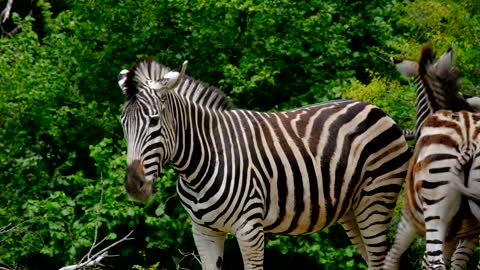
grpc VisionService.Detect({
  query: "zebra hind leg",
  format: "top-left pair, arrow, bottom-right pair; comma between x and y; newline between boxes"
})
383,208 -> 418,270
422,185 -> 462,270
339,211 -> 368,262
235,220 -> 265,270
192,223 -> 227,270
353,193 -> 400,270
450,238 -> 477,270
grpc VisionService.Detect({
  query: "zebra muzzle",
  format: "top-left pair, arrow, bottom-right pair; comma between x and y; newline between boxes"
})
125,160 -> 153,202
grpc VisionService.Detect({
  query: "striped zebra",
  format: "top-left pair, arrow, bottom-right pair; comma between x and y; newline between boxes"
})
384,47 -> 480,270
118,58 -> 410,270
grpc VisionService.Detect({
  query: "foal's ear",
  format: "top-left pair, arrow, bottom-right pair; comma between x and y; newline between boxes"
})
395,59 -> 419,78
435,47 -> 454,77
118,69 -> 130,96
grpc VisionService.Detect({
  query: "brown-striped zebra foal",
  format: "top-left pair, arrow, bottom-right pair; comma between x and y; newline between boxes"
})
384,47 -> 480,270
118,59 -> 411,270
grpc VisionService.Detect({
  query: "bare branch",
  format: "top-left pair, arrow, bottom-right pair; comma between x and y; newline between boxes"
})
59,175 -> 134,270
78,175 -> 104,265
1,9 -> 31,37
0,262 -> 25,270
58,230 -> 134,270
176,249 -> 201,270
370,49 -> 396,65
0,0 -> 13,23
0,223 -> 18,234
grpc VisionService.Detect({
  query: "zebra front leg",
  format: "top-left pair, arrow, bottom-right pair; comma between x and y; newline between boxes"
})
235,221 -> 265,270
192,223 -> 227,270
383,209 -> 418,270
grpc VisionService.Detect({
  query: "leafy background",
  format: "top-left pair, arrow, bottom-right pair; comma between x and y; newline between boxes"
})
0,0 -> 479,269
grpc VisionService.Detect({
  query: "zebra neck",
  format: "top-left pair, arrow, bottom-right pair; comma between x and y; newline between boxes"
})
415,76 -> 436,138
168,95 -> 221,186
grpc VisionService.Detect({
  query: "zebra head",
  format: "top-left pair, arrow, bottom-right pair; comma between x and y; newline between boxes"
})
119,59 -> 188,202
394,46 -> 475,112
394,46 -> 454,80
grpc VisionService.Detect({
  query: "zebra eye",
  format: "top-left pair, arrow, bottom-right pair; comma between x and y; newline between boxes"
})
149,116 -> 159,127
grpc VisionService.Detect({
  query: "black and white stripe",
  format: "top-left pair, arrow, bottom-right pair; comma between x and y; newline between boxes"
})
119,59 -> 410,270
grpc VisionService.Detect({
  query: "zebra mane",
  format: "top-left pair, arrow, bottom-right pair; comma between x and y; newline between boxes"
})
124,58 -> 171,99
418,46 -> 473,112
124,58 -> 233,111
177,75 -> 234,111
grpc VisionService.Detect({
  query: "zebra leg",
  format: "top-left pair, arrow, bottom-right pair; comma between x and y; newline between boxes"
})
192,223 -> 227,270
420,237 -> 458,269
340,211 -> 368,262
383,209 -> 418,270
422,193 -> 462,270
420,240 -> 456,270
354,196 -> 398,269
450,238 -> 477,270
235,221 -> 265,270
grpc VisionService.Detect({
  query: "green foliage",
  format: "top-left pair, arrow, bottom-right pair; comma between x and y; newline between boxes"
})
0,0 -> 479,269
340,71 -> 416,129
266,227 -> 367,270
388,0 -> 480,94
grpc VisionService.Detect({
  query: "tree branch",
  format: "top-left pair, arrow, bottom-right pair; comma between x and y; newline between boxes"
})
59,176 -> 134,270
176,249 -> 201,270
58,230 -> 134,270
78,174 -> 104,265
0,223 -> 18,234
0,0 -> 13,23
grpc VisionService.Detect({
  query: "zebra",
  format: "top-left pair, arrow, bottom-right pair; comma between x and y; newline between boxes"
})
118,58 -> 411,270
384,47 -> 480,270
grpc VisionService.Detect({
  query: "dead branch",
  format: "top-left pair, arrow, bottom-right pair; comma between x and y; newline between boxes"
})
0,0 -> 13,23
0,223 -> 18,234
176,249 -> 201,270
78,174 -> 105,265
0,9 -> 31,37
59,176 -> 134,270
58,230 -> 134,270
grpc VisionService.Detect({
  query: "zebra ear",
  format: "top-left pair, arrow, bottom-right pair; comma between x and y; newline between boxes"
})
162,71 -> 180,89
159,60 -> 188,91
435,47 -> 454,77
466,96 -> 480,112
395,59 -> 418,78
118,69 -> 130,96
